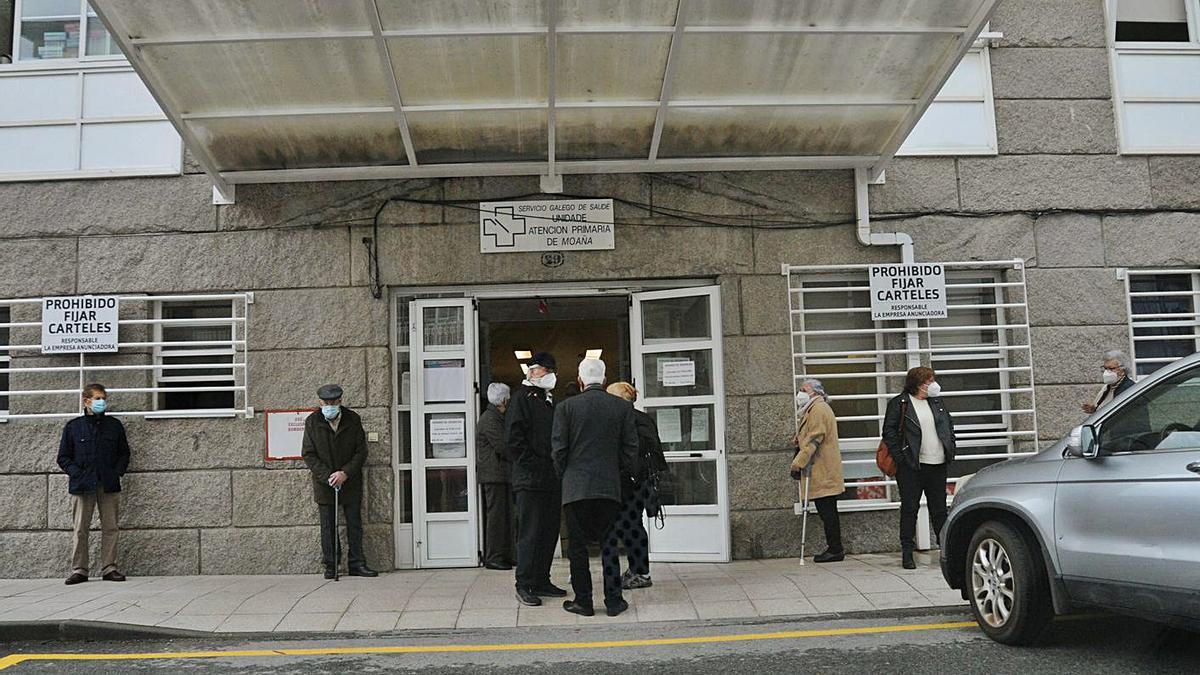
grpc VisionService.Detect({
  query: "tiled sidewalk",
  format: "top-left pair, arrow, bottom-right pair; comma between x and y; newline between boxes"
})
0,553 -> 963,634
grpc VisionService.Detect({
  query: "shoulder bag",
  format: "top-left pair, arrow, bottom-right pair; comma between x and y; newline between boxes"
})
875,397 -> 906,477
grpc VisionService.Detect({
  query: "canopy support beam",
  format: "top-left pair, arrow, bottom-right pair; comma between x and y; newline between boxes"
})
649,0 -> 689,163
366,0 -> 418,167
543,0 -> 561,193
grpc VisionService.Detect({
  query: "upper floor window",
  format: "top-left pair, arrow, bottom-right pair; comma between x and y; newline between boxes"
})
16,0 -> 120,62
1107,0 -> 1200,153
898,42 -> 997,156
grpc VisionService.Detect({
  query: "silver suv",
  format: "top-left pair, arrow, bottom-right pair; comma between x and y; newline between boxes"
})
941,352 -> 1200,645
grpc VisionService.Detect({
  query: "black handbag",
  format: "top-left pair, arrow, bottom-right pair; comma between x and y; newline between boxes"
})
645,468 -> 673,528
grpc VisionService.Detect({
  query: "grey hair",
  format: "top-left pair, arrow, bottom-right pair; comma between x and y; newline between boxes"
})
801,377 -> 829,402
486,382 -> 511,407
578,358 -> 606,386
1102,349 -> 1130,371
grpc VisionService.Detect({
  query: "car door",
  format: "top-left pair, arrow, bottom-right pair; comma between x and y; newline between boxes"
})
1055,363 -> 1200,620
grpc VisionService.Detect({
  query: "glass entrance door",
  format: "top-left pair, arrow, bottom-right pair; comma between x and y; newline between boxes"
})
410,299 -> 479,568
631,286 -> 730,562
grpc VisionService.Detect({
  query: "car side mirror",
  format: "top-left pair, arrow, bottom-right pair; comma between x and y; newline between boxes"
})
1066,424 -> 1100,458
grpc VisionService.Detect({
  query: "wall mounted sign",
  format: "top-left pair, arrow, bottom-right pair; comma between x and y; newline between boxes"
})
868,264 -> 948,320
480,199 -> 615,253
41,295 -> 119,353
265,409 -> 310,460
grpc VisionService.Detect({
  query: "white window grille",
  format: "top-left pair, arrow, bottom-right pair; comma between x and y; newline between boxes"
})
1106,0 -> 1200,153
898,44 -> 998,156
0,304 -> 9,417
1124,269 -> 1200,377
0,293 -> 252,420
784,260 -> 1039,510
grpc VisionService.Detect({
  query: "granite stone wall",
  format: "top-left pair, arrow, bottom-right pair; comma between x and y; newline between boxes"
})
2,1 -> 1199,574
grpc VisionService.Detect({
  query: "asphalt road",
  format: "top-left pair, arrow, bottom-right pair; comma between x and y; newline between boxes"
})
3,609 -> 1197,674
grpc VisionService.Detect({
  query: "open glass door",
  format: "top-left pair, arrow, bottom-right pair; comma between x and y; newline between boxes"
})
631,286 -> 730,562
410,299 -> 479,568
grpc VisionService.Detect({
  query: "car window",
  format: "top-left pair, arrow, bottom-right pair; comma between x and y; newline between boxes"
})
1098,366 -> 1200,454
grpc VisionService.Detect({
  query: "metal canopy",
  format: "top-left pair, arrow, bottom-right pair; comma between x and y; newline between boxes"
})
89,0 -> 999,193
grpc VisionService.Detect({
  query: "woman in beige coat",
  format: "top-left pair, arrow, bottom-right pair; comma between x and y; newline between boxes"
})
788,378 -> 845,563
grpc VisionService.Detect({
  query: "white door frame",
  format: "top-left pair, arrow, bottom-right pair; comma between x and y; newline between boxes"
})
409,298 -> 480,568
631,285 -> 730,563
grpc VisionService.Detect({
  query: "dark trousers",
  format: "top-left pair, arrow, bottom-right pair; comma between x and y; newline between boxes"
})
482,483 -> 515,566
514,488 -> 560,589
564,499 -> 623,608
318,496 -> 365,570
614,481 -> 652,576
813,495 -> 843,553
897,462 -> 949,551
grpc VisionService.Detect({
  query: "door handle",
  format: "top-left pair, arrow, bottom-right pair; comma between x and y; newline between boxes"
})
1187,462 -> 1200,475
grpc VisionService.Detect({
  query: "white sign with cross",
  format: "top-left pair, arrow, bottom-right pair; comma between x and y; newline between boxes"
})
479,199 -> 615,253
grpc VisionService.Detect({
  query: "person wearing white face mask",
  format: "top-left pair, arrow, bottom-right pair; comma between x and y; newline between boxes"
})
882,367 -> 957,569
506,351 -> 567,606
788,378 -> 845,563
1082,349 -> 1136,415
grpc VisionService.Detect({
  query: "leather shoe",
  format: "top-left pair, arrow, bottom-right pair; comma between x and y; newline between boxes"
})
64,572 -> 87,585
324,568 -> 336,580
562,599 -> 594,617
102,570 -> 126,582
348,565 -> 378,577
813,549 -> 845,564
516,586 -> 542,606
484,562 -> 512,571
605,598 -> 629,617
532,583 -> 567,598
902,550 -> 917,570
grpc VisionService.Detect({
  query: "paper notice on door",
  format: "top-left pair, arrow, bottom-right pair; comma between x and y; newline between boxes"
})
690,408 -> 709,444
657,408 -> 683,443
423,359 -> 465,401
661,359 -> 696,387
429,417 -> 466,444
656,357 -> 686,381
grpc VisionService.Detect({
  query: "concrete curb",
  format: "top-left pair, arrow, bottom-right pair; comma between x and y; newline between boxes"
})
0,605 -> 972,644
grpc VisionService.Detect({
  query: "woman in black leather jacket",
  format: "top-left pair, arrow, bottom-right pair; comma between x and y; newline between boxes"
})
882,366 -> 956,569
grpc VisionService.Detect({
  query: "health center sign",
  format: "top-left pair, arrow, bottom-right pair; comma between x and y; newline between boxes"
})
868,264 -> 948,321
42,296 -> 119,353
480,199 -> 615,253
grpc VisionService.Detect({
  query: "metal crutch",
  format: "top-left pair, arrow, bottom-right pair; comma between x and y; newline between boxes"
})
799,470 -> 811,566
333,484 -> 341,582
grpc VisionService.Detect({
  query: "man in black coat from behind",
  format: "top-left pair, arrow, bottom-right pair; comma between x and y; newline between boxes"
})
552,358 -> 639,617
301,384 -> 377,580
506,352 -> 566,606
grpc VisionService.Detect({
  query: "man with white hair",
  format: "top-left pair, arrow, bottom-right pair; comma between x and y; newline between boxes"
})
477,382 -> 515,570
551,359 -> 639,617
1083,349 -> 1137,414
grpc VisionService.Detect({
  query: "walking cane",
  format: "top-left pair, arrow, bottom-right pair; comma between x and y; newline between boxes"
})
333,483 -> 341,582
799,470 -> 811,566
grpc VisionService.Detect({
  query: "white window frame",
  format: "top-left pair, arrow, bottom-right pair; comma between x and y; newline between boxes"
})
896,42 -> 999,157
1105,0 -> 1200,154
151,297 -> 244,418
1123,269 -> 1200,378
11,0 -> 125,64
784,260 -> 1039,512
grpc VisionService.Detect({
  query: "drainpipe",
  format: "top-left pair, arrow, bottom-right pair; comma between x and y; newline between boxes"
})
853,168 -> 932,552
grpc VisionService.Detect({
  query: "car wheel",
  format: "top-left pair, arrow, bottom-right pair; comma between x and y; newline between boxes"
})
965,520 -> 1053,646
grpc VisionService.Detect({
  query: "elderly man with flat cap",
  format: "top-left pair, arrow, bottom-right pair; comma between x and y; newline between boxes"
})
301,384 -> 377,579
506,351 -> 565,606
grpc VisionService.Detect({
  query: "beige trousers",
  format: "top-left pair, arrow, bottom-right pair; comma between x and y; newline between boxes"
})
71,487 -> 120,575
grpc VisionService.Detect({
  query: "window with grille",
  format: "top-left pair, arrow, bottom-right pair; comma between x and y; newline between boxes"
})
0,305 -> 9,416
153,300 -> 237,412
786,261 -> 1038,507
1125,270 -> 1200,378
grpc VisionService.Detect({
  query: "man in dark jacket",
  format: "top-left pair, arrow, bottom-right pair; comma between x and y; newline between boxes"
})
506,351 -> 564,606
477,382 -> 514,570
57,383 -> 130,585
301,384 -> 377,579
552,359 -> 639,617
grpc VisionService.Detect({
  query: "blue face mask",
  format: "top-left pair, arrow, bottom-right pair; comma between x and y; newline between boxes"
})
321,405 -> 340,420
90,399 -> 107,415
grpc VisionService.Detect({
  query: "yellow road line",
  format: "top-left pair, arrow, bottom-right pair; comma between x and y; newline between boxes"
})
0,620 -> 977,670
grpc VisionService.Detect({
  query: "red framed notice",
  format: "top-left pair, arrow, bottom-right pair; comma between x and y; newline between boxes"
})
265,409 -> 313,461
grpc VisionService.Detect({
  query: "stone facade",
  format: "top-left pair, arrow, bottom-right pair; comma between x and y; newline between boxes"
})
2,0 -> 1199,576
